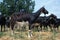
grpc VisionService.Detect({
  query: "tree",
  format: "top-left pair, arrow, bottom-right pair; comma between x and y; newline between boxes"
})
0,0 -> 35,16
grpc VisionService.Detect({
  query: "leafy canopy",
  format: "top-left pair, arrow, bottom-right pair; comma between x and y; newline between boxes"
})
0,0 -> 35,16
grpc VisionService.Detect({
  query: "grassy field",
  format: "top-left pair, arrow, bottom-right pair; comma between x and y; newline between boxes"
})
0,26 -> 60,40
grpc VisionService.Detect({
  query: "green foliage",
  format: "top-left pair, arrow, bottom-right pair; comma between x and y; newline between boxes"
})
0,0 -> 35,16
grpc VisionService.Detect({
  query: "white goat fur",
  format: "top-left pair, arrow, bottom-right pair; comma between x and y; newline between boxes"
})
14,21 -> 29,31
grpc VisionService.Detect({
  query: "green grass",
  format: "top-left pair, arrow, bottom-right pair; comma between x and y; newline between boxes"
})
0,32 -> 6,38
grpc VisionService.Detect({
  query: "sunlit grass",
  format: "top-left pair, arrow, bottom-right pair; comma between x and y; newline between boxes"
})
0,26 -> 60,40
